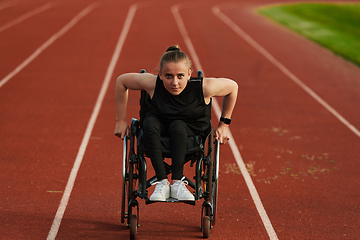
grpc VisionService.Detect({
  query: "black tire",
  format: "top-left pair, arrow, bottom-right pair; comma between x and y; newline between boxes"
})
121,138 -> 129,224
211,178 -> 218,226
204,128 -> 214,202
120,176 -> 127,224
127,121 -> 139,227
127,154 -> 135,226
211,140 -> 220,226
130,214 -> 137,240
202,216 -> 211,238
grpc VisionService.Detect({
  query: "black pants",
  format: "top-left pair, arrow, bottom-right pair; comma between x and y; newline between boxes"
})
143,113 -> 195,181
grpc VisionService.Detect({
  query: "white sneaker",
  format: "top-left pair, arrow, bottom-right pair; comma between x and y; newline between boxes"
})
171,177 -> 195,201
149,179 -> 170,201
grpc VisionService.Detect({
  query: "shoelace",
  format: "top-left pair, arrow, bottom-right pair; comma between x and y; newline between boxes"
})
152,180 -> 168,193
176,180 -> 190,193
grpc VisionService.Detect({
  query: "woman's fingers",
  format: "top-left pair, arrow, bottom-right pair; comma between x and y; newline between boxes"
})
215,127 -> 230,144
114,122 -> 130,140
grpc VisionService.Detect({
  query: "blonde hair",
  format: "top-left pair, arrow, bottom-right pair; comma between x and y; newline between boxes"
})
159,45 -> 191,72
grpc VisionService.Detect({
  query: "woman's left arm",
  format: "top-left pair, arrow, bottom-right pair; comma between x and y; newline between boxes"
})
203,77 -> 238,144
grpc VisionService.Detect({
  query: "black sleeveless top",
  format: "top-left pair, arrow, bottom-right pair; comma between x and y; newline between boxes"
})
151,75 -> 211,134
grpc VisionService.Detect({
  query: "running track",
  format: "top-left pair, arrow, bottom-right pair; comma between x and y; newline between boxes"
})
1,0 -> 359,239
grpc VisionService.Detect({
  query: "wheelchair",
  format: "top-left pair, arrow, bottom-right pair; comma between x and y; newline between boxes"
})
120,70 -> 220,239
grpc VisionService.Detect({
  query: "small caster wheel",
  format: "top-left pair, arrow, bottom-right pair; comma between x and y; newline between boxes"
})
202,216 -> 210,238
130,214 -> 137,240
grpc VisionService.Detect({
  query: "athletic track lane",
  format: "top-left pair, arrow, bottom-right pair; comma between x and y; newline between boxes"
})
0,0 -> 359,239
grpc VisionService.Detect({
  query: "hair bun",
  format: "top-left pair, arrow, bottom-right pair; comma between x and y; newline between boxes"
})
166,45 -> 181,52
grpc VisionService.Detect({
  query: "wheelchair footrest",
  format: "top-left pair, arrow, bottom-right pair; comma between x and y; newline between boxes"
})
146,198 -> 195,206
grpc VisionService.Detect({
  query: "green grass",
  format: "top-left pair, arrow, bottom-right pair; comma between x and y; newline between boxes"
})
258,3 -> 360,67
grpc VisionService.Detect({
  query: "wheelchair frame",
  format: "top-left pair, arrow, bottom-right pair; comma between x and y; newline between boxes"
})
120,70 -> 220,239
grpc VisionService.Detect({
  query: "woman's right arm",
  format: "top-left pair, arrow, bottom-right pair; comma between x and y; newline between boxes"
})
114,73 -> 156,139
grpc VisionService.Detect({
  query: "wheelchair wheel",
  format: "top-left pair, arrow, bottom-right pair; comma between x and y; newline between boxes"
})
121,137 -> 129,224
127,142 -> 138,224
211,140 -> 220,226
200,129 -> 214,238
130,214 -> 138,240
211,177 -> 218,226
126,121 -> 141,227
202,127 -> 214,201
121,130 -> 140,228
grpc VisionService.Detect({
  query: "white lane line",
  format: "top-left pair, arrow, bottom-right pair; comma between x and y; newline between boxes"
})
212,5 -> 360,139
46,3 -> 137,240
171,4 -> 279,240
0,3 -> 96,89
0,2 -> 54,33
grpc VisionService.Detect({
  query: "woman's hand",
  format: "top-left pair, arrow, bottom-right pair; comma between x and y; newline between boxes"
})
215,123 -> 230,144
114,120 -> 130,140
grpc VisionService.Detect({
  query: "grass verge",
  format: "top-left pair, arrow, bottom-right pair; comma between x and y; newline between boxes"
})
258,3 -> 360,67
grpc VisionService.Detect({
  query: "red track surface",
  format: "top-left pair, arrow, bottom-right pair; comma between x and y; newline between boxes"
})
1,0 -> 359,239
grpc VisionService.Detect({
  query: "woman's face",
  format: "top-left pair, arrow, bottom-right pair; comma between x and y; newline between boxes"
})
159,60 -> 191,95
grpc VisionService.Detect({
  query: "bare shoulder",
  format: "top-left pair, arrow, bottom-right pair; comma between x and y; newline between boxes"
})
203,77 -> 238,98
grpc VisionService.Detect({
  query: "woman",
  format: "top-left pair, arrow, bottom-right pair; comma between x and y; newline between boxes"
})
114,46 -> 238,202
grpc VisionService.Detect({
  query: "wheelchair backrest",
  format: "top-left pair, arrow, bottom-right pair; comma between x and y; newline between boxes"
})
139,89 -> 153,128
